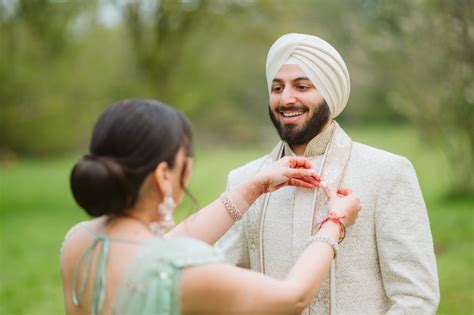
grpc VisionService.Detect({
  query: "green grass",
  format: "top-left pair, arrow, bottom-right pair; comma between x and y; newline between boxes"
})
1,125 -> 473,314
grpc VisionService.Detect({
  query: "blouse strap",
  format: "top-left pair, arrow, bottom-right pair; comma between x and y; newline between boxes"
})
72,235 -> 110,315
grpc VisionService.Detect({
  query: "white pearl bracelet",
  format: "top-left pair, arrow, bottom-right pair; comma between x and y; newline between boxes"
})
307,235 -> 339,257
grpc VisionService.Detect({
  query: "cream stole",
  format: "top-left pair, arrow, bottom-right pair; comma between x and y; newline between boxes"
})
255,122 -> 352,314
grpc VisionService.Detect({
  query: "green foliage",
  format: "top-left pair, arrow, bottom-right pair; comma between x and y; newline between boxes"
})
123,0 -> 208,101
0,0 -> 471,195
0,125 -> 473,314
350,0 -> 474,194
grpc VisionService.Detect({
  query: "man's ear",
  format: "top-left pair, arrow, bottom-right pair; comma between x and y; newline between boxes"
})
153,161 -> 170,197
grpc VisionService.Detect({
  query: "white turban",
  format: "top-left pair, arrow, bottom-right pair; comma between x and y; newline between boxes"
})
266,33 -> 350,118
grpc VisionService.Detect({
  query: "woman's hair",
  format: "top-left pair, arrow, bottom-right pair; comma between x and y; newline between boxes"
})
70,99 -> 193,217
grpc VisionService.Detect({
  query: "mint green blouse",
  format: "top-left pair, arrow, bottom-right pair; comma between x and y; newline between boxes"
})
62,223 -> 223,315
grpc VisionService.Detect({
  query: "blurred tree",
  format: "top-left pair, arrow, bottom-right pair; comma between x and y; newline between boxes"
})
118,0 -> 289,143
0,0 -> 84,155
122,0 -> 211,102
120,0 -> 285,102
353,0 -> 474,195
2,0 -> 471,194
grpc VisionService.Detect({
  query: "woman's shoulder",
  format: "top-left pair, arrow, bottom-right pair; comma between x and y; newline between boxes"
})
60,220 -> 90,256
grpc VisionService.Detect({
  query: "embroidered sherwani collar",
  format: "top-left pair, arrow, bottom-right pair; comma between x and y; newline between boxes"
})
257,122 -> 353,314
283,122 -> 335,157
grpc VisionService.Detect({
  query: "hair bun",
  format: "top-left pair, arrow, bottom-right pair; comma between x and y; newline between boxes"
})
70,155 -> 132,217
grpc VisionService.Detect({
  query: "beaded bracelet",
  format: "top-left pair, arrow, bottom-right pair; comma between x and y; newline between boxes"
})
306,235 -> 339,257
220,192 -> 243,221
317,211 -> 346,243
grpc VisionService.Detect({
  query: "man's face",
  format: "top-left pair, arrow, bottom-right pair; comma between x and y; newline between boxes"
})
269,64 -> 330,145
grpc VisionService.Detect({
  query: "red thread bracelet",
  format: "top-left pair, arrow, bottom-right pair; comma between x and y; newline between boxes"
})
317,211 -> 346,243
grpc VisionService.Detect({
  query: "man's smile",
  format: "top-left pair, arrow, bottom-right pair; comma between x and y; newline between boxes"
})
277,108 -> 308,124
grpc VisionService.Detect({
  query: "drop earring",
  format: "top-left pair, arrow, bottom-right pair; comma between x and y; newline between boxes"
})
158,185 -> 176,229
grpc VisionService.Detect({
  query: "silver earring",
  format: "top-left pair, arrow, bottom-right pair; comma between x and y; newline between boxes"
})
158,186 -> 176,229
148,222 -> 164,237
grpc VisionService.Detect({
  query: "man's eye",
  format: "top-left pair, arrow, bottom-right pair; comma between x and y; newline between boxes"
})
272,86 -> 283,93
297,85 -> 309,91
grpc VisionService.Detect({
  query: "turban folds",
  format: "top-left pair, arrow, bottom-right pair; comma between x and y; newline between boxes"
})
266,33 -> 350,118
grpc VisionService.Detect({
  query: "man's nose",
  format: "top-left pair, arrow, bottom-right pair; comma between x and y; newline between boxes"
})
281,87 -> 296,105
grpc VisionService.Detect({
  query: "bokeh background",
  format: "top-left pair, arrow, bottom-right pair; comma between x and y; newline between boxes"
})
0,0 -> 473,314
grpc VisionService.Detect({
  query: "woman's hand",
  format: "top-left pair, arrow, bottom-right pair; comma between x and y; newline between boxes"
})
320,181 -> 360,227
257,157 -> 320,193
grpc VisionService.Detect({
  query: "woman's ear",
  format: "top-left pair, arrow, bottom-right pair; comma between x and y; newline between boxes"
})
153,161 -> 170,197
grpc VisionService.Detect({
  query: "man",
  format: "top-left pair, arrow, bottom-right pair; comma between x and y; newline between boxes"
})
216,33 -> 439,314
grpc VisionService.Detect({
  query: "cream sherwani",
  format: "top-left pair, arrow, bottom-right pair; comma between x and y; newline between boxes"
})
216,122 -> 439,314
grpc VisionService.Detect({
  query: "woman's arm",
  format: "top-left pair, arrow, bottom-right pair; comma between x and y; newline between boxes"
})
181,184 -> 361,315
167,157 -> 319,244
181,224 -> 338,315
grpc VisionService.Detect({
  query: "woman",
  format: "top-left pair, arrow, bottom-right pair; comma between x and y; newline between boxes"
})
61,99 -> 360,315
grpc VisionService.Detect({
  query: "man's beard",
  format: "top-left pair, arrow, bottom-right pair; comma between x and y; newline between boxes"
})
268,100 -> 331,146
